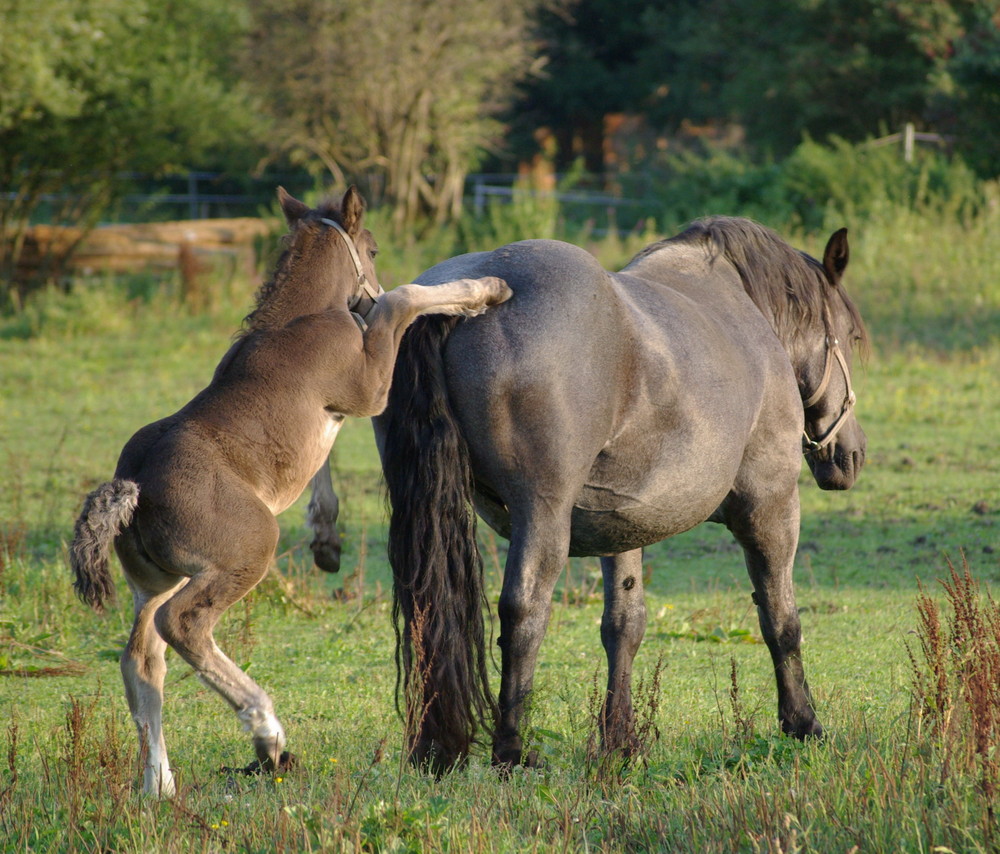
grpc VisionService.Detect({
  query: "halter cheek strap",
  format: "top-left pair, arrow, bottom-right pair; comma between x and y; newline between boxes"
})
802,336 -> 857,455
319,217 -> 384,331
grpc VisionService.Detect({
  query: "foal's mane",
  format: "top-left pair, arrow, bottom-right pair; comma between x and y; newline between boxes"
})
639,217 -> 866,347
237,197 -> 346,338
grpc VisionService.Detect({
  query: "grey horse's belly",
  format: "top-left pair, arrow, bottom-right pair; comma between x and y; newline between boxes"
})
473,481 -> 724,558
566,496 -> 719,556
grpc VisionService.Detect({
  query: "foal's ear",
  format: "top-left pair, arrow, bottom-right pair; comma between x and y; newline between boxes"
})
341,186 -> 366,236
278,187 -> 311,226
822,228 -> 849,284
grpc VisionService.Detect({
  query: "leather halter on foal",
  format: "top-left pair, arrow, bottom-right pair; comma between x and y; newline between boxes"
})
802,331 -> 857,456
320,216 -> 384,331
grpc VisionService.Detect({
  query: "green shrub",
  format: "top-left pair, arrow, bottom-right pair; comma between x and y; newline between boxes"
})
647,148 -> 796,230
782,135 -> 989,230
646,136 -> 993,233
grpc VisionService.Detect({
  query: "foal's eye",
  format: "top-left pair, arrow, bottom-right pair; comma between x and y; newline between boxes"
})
369,248 -> 378,260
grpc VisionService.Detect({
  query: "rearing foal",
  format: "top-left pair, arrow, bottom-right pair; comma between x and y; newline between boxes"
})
70,187 -> 511,797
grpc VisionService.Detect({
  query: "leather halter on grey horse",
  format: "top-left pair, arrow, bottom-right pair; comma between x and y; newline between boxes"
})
802,326 -> 857,454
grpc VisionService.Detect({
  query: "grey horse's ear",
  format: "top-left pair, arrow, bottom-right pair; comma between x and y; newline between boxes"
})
278,187 -> 310,226
341,186 -> 366,236
822,228 -> 849,284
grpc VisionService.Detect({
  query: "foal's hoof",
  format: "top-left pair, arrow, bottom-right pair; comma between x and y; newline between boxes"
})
221,751 -> 296,777
266,750 -> 296,773
601,736 -> 644,760
522,749 -> 544,769
310,539 -> 342,574
409,738 -> 465,778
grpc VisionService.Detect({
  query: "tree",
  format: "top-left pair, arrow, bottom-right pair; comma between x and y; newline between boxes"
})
244,0 -> 547,231
509,0 -> 999,175
947,6 -> 1000,176
507,0 -> 689,173
642,0 -> 999,163
0,0 -> 262,299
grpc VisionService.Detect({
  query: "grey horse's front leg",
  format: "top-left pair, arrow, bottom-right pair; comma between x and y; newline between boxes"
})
307,458 -> 342,573
727,488 -> 822,739
600,549 -> 647,754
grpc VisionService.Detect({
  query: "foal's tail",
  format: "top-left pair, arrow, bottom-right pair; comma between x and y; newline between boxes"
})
380,316 -> 497,773
70,479 -> 138,612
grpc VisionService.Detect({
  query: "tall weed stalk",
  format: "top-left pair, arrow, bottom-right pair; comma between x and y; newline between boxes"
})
908,553 -> 1000,841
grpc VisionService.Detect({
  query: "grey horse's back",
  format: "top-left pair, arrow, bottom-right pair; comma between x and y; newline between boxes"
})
421,239 -> 622,382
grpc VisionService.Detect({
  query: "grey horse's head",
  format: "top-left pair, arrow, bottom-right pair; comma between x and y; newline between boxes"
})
799,228 -> 867,490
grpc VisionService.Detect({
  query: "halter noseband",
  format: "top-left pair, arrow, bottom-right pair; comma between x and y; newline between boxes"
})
319,217 -> 384,331
802,333 -> 857,456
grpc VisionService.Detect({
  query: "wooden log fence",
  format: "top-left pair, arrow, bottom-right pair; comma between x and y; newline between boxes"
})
11,217 -> 278,283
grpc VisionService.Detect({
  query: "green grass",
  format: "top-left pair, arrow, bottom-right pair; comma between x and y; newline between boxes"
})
0,204 -> 998,852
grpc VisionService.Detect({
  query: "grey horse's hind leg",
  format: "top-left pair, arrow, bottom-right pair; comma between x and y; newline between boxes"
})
492,501 -> 574,769
727,487 -> 822,739
307,458 -> 342,573
599,549 -> 647,754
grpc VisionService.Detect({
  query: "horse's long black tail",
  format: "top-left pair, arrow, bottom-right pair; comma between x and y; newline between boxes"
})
70,479 -> 138,612
380,315 -> 497,773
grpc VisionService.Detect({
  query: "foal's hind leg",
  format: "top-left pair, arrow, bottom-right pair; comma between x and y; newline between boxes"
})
153,520 -> 288,770
725,486 -> 822,739
599,549 -> 647,755
121,580 -> 186,797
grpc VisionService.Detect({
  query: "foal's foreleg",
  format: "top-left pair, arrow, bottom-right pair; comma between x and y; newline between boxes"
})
600,549 -> 647,755
348,277 -> 512,417
307,458 -> 342,573
389,277 -> 513,322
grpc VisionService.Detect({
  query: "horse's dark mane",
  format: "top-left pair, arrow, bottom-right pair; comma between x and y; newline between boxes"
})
638,217 -> 867,350
237,198 -> 345,338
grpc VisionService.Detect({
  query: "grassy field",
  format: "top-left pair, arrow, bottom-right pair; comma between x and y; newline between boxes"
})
0,203 -> 998,852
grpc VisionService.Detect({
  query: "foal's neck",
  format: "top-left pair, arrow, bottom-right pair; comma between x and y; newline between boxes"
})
243,235 -> 341,335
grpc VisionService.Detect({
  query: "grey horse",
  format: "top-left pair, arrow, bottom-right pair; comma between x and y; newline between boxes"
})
374,217 -> 868,773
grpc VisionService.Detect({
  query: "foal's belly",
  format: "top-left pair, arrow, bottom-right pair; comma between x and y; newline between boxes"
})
261,413 -> 343,515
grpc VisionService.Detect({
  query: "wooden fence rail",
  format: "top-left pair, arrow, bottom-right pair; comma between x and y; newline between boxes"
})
11,217 -> 277,283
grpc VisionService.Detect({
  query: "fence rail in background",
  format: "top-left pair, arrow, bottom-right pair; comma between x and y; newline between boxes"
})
467,172 -> 646,208
115,172 -> 651,223
864,123 -> 955,162
11,217 -> 276,285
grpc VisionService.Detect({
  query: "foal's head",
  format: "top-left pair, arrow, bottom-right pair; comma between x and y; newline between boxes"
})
241,187 -> 382,335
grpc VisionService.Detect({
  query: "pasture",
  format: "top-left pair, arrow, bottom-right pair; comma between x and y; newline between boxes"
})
0,202 -> 997,852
